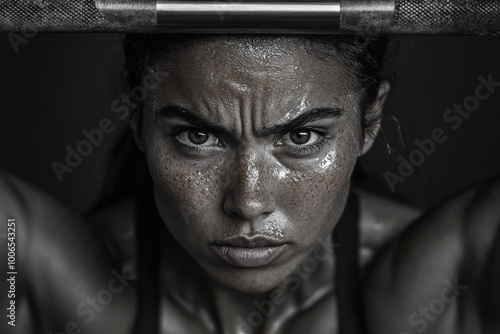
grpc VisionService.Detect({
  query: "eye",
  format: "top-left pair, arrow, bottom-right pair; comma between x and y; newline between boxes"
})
281,129 -> 322,146
175,128 -> 221,147
188,130 -> 209,144
275,128 -> 331,155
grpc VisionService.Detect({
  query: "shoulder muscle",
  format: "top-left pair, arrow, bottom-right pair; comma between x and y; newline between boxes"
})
0,171 -> 136,334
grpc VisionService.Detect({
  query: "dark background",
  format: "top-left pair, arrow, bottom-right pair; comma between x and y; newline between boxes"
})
0,33 -> 499,213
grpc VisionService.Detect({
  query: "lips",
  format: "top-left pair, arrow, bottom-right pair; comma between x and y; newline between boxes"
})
211,236 -> 287,268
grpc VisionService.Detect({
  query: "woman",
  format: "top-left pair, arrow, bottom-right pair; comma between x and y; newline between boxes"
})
2,33 -> 499,334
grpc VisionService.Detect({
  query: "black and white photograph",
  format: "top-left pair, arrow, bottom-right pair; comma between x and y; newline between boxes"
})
0,1 -> 499,333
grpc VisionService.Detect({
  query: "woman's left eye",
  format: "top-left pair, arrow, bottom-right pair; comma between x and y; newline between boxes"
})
284,130 -> 319,146
280,129 -> 325,146
276,128 -> 330,154
175,129 -> 222,147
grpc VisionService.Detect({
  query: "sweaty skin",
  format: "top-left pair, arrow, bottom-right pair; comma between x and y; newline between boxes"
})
3,36 -> 500,334
138,36 -> 370,296
133,37 -> 385,333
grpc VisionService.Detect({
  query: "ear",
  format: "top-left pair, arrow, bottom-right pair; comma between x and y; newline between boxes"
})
360,80 -> 391,156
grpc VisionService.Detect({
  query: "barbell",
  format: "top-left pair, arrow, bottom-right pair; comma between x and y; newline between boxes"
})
0,0 -> 499,35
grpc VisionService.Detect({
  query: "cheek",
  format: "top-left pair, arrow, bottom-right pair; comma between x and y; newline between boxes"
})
144,133 -> 227,242
277,128 -> 359,239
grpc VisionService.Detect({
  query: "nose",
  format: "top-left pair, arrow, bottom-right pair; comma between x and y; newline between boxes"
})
223,149 -> 276,220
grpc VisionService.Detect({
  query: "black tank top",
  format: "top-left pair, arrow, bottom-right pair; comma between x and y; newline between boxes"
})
133,190 -> 367,334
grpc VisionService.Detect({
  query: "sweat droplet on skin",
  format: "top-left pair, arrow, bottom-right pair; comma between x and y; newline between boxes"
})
319,152 -> 337,170
145,36 -> 365,294
263,221 -> 285,239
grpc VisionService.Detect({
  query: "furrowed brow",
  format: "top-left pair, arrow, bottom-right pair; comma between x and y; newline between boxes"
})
154,105 -> 232,135
260,107 -> 346,136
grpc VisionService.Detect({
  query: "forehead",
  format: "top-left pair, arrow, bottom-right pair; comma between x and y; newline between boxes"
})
148,37 -> 360,123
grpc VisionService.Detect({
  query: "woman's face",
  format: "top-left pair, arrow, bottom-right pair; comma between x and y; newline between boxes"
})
138,37 -> 380,293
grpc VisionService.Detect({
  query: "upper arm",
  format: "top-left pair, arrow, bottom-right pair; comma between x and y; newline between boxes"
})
0,171 -> 136,334
364,177 -> 500,334
0,172 -> 34,334
469,179 -> 500,333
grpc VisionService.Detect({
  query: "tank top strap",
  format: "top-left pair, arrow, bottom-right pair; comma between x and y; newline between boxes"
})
135,190 -> 366,334
333,192 -> 369,334
134,182 -> 161,334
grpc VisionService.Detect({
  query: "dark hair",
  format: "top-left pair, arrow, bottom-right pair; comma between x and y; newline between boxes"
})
93,34 -> 396,210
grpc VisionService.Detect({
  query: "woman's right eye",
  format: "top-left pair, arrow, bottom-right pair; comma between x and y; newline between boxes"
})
175,128 -> 222,148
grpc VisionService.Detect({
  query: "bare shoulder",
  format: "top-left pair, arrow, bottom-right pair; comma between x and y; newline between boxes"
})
354,188 -> 422,267
0,172 -> 136,334
364,177 -> 500,334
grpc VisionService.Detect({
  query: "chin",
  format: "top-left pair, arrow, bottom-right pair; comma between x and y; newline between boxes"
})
208,266 -> 289,295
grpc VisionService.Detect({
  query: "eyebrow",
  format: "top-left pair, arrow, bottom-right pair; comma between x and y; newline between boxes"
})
155,105 -> 232,135
260,107 -> 346,136
154,105 -> 346,136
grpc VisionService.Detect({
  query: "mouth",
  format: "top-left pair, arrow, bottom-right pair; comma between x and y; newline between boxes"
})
211,236 -> 287,268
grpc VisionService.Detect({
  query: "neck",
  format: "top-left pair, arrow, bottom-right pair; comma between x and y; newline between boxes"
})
160,229 -> 338,334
